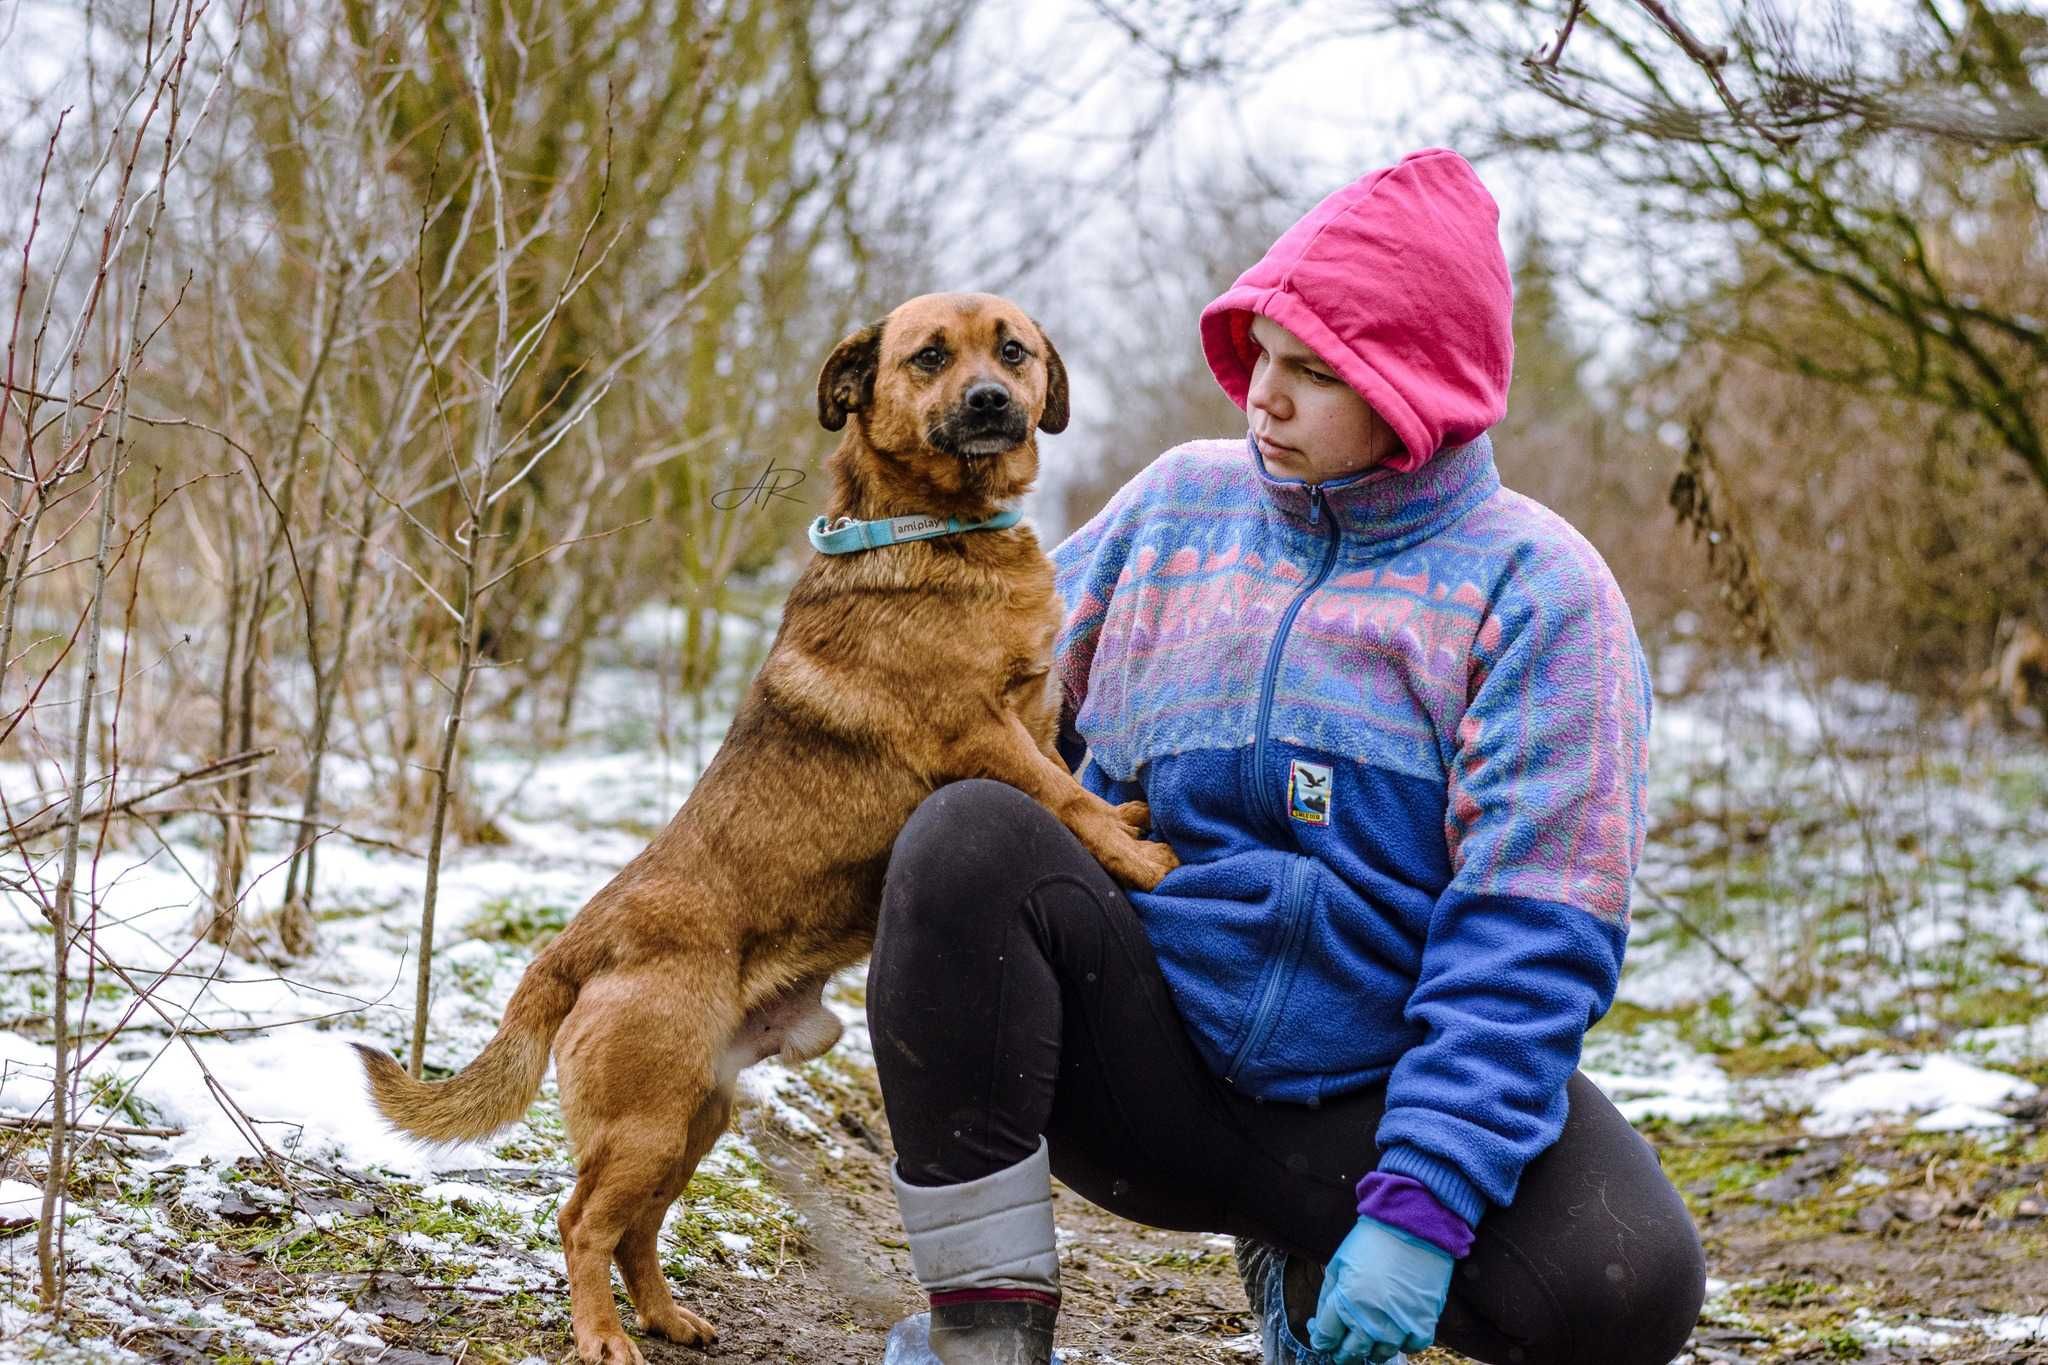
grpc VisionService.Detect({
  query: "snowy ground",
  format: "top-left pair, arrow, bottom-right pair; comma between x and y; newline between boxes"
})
0,622 -> 2044,1362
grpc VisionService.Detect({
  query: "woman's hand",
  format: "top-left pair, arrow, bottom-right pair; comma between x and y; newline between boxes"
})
1307,1215 -> 1453,1363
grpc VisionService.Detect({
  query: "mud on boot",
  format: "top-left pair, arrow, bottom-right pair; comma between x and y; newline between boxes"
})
882,1296 -> 1061,1365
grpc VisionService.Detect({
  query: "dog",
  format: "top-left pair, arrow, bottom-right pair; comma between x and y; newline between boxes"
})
354,293 -> 1179,1364
1976,617 -> 2048,727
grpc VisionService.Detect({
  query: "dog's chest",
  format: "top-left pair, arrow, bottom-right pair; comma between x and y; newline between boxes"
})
931,550 -> 1060,658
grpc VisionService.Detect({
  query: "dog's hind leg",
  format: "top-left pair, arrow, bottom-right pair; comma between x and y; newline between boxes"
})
555,968 -> 733,1364
613,1088 -> 732,1347
557,1142 -> 662,1365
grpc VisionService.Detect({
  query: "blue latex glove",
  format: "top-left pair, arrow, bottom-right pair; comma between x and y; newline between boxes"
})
1307,1214 -> 1454,1364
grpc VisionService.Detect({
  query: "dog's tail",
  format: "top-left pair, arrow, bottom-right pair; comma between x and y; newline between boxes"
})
352,936 -> 585,1144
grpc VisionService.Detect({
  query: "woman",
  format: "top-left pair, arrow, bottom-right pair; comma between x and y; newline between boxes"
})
870,149 -> 1705,1365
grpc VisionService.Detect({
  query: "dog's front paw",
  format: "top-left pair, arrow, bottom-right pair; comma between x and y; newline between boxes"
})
641,1299 -> 718,1347
1111,836 -> 1180,892
1113,799 -> 1153,838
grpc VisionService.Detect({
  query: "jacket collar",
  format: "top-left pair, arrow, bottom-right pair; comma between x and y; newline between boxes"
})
1249,431 -> 1500,555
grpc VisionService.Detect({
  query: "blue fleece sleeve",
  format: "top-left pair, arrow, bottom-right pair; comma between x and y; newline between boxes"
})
1373,548 -> 1652,1225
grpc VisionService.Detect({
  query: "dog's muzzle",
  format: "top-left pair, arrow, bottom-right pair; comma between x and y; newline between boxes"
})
931,382 -> 1029,458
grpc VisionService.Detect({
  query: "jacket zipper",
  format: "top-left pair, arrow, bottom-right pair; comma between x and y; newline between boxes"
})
1252,483 -> 1343,828
1225,854 -> 1313,1085
1227,483 -> 1342,1088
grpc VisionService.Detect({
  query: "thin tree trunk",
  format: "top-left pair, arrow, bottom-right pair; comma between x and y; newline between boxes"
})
213,272 -> 346,936
44,0 -> 199,1296
284,483 -> 374,909
0,495 -> 50,706
412,29 -> 513,1078
410,547 -> 483,1077
205,561 -> 244,942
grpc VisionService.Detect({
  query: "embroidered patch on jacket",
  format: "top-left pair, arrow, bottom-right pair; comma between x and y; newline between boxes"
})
1287,759 -> 1332,825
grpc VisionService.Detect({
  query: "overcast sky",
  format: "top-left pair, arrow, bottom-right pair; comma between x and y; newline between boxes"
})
0,0 -> 1623,542
968,5 -> 1548,536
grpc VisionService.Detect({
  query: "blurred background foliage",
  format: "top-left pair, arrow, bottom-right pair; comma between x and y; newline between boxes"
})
3,0 -> 2043,905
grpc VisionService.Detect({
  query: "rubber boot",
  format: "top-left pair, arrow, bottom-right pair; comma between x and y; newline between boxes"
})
1234,1236 -> 1404,1365
882,1299 -> 1059,1365
882,1138 -> 1062,1364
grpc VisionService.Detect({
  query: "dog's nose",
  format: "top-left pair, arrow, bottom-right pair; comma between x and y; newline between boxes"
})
965,382 -> 1012,414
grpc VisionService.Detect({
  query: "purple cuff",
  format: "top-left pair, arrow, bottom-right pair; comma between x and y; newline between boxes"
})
1354,1171 -> 1475,1258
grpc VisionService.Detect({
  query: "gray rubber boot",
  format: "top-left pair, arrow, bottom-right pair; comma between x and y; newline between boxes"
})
883,1139 -> 1062,1364
883,1299 -> 1060,1365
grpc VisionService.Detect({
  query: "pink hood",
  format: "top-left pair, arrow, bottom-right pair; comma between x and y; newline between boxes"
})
1200,148 -> 1514,474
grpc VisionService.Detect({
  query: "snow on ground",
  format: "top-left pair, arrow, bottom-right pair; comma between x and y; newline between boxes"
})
1956,1012 -> 2048,1066
1676,1284 -> 2048,1363
1840,1306 -> 2048,1352
1797,1054 -> 2037,1136
0,619 -> 844,1358
1623,649 -> 2048,1030
0,635 -> 2042,1358
1585,1022 -> 2041,1135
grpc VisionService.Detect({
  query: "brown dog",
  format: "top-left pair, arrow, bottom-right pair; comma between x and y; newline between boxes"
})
354,293 -> 1178,1364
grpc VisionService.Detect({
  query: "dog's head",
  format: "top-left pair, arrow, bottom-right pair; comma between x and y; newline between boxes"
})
817,293 -> 1067,501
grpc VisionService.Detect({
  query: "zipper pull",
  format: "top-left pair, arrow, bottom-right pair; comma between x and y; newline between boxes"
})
1308,484 -> 1324,526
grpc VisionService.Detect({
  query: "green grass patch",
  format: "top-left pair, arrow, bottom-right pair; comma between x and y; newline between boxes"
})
1588,999 -> 1690,1036
1712,1038 -> 1838,1079
661,1146 -> 802,1283
1818,1325 -> 1867,1359
492,1092 -> 570,1165
1937,982 -> 2048,1032
313,889 -> 409,923
1731,1277 -> 1832,1311
463,894 -> 571,948
1716,1276 -> 1881,1361
203,1181 -> 530,1277
82,1069 -> 163,1128
1636,1115 -> 1801,1200
1992,766 -> 2048,820
1133,1245 -> 1235,1273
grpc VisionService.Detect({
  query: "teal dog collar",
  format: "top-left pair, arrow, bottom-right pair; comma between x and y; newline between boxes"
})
807,505 -> 1023,555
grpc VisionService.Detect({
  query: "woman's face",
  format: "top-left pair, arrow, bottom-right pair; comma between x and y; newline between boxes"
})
1244,315 -> 1402,484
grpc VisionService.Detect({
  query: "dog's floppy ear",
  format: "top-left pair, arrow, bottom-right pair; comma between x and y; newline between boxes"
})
1034,319 -> 1069,435
818,321 -> 884,432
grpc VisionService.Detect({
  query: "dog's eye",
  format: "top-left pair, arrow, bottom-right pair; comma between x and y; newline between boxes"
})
1000,339 -> 1027,365
913,346 -> 946,370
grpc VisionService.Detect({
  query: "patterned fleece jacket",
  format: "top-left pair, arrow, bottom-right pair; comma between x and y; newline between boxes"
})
1047,149 -> 1653,1252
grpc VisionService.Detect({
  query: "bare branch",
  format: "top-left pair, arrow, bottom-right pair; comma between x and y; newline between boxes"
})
6,748 -> 275,846
1527,0 -> 1587,70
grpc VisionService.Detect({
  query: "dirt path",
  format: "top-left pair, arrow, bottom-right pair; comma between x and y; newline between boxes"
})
644,1071 -> 2048,1365
13,987 -> 2046,1364
636,1072 -> 1260,1364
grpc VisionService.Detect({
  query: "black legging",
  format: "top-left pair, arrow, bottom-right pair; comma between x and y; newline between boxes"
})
868,779 -> 1706,1365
